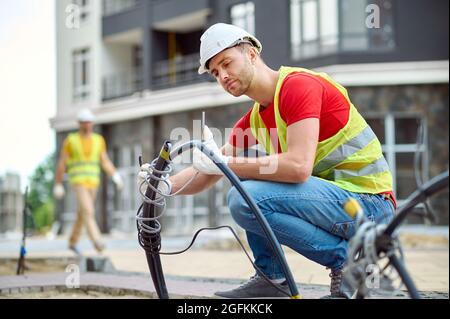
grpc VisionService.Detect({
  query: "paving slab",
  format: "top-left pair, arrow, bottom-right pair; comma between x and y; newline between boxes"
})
1,271 -> 448,299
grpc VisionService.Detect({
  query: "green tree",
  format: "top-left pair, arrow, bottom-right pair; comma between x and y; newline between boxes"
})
28,153 -> 56,232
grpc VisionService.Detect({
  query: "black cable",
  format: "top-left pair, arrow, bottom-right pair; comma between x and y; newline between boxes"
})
137,140 -> 299,298
170,141 -> 300,298
137,209 -> 292,297
382,170 -> 449,237
157,225 -> 292,298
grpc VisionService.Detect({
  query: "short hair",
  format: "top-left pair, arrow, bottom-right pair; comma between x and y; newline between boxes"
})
205,40 -> 259,71
236,42 -> 253,53
236,42 -> 263,64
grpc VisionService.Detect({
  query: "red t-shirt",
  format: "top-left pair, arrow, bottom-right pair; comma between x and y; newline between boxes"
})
229,71 -> 396,208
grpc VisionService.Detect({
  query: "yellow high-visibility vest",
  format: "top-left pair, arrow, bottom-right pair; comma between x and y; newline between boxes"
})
249,66 -> 393,194
66,132 -> 102,187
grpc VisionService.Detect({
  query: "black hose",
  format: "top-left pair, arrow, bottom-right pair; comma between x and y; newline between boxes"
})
171,140 -> 300,299
138,141 -> 171,299
389,254 -> 421,299
383,170 -> 449,237
138,140 -> 300,299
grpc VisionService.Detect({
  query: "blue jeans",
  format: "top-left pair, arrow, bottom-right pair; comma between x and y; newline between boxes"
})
227,177 -> 395,279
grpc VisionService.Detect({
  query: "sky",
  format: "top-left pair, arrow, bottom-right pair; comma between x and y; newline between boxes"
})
0,0 -> 56,189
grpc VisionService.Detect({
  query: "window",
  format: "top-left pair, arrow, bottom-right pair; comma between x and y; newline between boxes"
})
366,114 -> 428,202
230,2 -> 255,35
72,48 -> 90,102
367,0 -> 395,50
72,0 -> 90,23
290,0 -> 395,60
341,0 -> 368,50
341,0 -> 395,51
290,0 -> 339,59
320,0 -> 339,54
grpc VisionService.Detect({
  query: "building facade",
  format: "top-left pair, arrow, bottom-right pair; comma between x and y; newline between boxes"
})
0,173 -> 23,234
51,0 -> 449,235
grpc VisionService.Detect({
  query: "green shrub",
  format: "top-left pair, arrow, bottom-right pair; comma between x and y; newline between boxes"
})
33,200 -> 55,233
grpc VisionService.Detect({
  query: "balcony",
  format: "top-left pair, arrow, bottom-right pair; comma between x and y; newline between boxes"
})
152,53 -> 210,90
102,0 -> 139,17
102,68 -> 143,101
102,0 -> 144,39
152,0 -> 210,33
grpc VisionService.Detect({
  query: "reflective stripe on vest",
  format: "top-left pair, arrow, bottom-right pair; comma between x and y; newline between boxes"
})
330,157 -> 390,180
66,133 -> 101,186
249,66 -> 393,194
312,125 -> 377,175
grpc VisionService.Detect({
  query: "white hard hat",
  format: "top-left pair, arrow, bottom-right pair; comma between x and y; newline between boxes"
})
198,23 -> 262,74
77,108 -> 95,122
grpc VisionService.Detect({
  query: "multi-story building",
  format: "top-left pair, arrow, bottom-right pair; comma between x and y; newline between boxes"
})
51,0 -> 449,235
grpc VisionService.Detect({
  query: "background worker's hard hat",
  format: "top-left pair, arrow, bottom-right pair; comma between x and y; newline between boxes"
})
77,108 -> 95,122
198,23 -> 262,74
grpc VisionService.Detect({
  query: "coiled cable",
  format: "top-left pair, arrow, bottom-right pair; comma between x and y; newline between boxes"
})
135,145 -> 296,298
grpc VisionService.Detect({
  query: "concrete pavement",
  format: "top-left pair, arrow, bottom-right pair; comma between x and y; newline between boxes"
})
0,225 -> 448,297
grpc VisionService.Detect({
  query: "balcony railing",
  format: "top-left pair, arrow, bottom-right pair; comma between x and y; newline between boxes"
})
152,53 -> 210,90
102,0 -> 139,17
102,68 -> 143,100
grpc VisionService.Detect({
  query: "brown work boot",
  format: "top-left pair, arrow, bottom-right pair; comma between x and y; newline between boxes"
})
321,268 -> 356,299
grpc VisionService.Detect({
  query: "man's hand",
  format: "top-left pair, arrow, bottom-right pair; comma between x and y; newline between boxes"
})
137,164 -> 172,196
53,183 -> 65,200
193,125 -> 231,175
112,172 -> 124,190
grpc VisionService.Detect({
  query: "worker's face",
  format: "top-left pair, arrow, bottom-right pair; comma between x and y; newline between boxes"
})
208,46 -> 256,97
79,121 -> 93,134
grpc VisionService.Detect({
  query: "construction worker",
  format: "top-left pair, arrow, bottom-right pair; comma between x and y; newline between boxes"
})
53,108 -> 123,255
140,23 -> 396,298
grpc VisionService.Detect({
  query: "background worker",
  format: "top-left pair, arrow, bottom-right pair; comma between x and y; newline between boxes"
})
140,23 -> 396,299
53,108 -> 123,255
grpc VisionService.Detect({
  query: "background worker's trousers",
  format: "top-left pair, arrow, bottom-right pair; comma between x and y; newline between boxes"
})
69,184 -> 103,250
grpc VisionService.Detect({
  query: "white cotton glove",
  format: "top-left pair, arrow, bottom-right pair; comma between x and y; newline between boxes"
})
193,125 -> 231,175
53,183 -> 65,200
137,163 -> 172,196
112,172 -> 124,190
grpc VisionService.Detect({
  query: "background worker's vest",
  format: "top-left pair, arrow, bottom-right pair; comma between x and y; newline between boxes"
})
66,133 -> 102,187
250,66 -> 393,194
